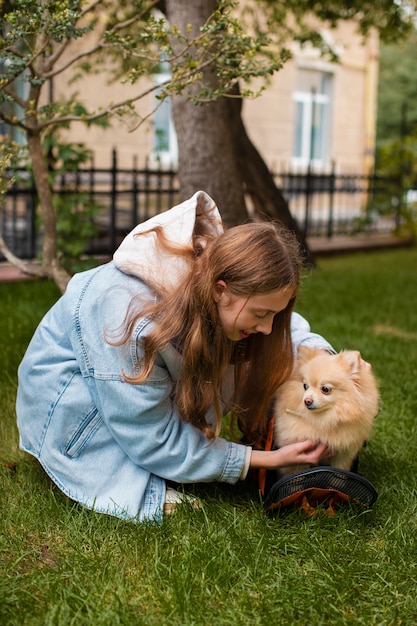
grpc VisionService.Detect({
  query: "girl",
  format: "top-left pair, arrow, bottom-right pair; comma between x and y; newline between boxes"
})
16,191 -> 333,522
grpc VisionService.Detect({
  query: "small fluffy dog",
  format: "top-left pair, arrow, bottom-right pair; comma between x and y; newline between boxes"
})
274,346 -> 379,476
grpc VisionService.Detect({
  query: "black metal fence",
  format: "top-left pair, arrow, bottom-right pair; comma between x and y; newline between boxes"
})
0,150 -> 404,260
273,165 -> 401,238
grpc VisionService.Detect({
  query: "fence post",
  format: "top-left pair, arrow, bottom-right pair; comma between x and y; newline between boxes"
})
327,161 -> 336,238
88,155 -> 94,201
29,186 -> 37,257
304,163 -> 312,237
110,149 -> 117,252
132,155 -> 139,228
156,161 -> 162,214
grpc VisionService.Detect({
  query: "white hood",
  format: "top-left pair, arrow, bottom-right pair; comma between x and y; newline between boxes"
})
113,190 -> 223,290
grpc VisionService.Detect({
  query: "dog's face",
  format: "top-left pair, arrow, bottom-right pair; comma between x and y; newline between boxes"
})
275,346 -> 379,469
297,348 -> 366,414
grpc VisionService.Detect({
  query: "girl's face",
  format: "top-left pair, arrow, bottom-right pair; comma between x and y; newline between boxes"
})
213,280 -> 293,342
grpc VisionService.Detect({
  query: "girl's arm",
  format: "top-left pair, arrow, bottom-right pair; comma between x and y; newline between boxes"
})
249,440 -> 332,470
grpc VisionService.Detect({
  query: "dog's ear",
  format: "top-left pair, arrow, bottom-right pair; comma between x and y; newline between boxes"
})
296,345 -> 321,363
339,350 -> 362,375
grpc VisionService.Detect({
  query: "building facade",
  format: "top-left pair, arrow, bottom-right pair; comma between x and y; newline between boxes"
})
50,19 -> 378,176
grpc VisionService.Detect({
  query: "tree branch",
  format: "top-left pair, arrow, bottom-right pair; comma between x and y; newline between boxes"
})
43,0 -> 161,80
111,0 -> 161,32
37,79 -> 169,130
0,108 -> 29,131
80,0 -> 105,18
2,85 -> 27,111
0,233 -> 43,278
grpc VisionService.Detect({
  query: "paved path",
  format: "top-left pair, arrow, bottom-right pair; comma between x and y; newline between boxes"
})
0,234 -> 414,282
308,233 -> 414,255
0,264 -> 39,282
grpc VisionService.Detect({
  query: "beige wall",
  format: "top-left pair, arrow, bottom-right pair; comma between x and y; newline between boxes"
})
242,64 -> 296,170
243,21 -> 379,174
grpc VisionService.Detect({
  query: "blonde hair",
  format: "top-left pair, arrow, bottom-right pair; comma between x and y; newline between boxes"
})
117,221 -> 302,447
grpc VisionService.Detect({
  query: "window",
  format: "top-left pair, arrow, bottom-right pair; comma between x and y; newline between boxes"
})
151,71 -> 178,167
293,69 -> 332,167
0,61 -> 28,145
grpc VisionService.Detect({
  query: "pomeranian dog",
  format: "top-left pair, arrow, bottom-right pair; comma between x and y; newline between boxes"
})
274,346 -> 379,476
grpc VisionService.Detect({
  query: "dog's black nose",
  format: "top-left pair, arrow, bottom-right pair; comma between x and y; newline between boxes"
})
304,397 -> 314,407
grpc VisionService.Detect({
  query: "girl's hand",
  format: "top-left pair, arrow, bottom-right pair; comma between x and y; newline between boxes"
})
250,440 -> 333,470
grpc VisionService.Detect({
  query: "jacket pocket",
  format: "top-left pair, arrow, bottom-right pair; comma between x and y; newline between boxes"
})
64,408 -> 102,458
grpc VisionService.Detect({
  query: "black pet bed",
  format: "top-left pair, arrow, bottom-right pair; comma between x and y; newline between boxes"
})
263,466 -> 378,514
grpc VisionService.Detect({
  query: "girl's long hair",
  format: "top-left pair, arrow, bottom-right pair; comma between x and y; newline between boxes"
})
116,221 -> 302,447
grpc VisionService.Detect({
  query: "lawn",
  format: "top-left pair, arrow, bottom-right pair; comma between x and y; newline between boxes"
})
1,247 -> 417,625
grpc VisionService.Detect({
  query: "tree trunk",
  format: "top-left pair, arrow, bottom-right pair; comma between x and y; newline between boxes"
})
164,0 -> 247,226
26,131 -> 71,292
225,86 -> 315,266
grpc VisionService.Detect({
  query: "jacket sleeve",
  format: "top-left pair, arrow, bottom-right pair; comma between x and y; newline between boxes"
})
291,312 -> 336,353
86,361 -> 247,486
76,315 -> 247,486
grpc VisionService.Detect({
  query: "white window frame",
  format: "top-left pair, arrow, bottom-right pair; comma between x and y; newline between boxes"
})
149,72 -> 178,168
292,72 -> 332,169
0,60 -> 28,145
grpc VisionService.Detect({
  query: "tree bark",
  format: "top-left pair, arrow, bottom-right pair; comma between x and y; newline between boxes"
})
8,50 -> 73,293
26,130 -> 71,292
164,0 -> 247,226
225,87 -> 315,266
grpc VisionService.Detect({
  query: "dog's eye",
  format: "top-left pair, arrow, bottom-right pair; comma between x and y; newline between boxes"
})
303,383 -> 309,390
321,386 -> 331,395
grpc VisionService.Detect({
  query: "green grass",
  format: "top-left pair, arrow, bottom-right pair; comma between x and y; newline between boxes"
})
1,247 -> 417,625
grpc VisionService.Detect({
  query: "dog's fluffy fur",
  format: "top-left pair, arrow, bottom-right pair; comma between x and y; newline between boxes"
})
274,346 -> 379,476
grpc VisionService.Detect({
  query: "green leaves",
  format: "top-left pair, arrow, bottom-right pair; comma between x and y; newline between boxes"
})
0,137 -> 28,197
1,0 -> 89,44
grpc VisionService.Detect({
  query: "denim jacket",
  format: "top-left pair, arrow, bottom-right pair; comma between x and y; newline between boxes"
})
16,193 -> 333,522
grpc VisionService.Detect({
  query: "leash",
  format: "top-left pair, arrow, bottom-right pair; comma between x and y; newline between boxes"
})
258,416 -> 275,497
